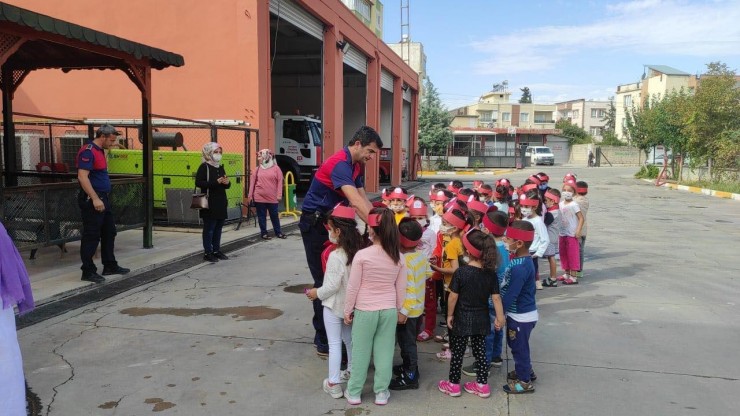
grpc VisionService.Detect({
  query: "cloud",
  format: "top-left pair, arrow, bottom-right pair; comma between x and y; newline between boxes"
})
470,0 -> 740,75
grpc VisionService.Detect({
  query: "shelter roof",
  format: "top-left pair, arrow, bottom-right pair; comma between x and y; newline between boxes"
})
0,2 -> 184,70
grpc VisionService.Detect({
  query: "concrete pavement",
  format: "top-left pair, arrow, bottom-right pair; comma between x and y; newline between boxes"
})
18,167 -> 740,415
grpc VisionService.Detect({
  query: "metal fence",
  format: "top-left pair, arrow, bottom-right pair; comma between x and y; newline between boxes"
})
1,114 -> 257,251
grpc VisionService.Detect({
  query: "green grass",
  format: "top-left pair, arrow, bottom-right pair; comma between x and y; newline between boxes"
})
682,180 -> 740,194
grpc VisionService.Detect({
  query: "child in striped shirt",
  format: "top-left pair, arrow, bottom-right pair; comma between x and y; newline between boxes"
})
390,218 -> 431,390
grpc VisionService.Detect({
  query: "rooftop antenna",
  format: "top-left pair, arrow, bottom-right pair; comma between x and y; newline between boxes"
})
400,0 -> 410,65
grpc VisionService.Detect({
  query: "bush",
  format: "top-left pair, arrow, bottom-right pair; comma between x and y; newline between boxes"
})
635,165 -> 659,179
435,159 -> 454,171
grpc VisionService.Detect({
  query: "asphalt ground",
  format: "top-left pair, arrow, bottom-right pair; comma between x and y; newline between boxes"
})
18,166 -> 740,415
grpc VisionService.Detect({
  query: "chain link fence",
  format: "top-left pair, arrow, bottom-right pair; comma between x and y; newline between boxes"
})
1,114 -> 257,252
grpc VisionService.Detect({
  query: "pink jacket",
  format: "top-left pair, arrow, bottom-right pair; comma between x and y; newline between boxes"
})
344,245 -> 407,317
249,165 -> 283,204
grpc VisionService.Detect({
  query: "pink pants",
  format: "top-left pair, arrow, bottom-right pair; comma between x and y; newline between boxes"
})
559,236 -> 581,271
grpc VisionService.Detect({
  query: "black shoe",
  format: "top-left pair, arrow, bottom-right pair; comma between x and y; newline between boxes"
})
81,272 -> 106,284
393,365 -> 421,378
101,266 -> 130,276
213,251 -> 229,260
315,344 -> 329,357
491,356 -> 503,367
204,253 -> 219,263
462,362 -> 491,377
389,370 -> 419,390
507,369 -> 537,382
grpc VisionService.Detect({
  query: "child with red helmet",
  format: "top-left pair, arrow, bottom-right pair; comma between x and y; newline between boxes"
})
557,180 -> 584,285
305,205 -> 362,399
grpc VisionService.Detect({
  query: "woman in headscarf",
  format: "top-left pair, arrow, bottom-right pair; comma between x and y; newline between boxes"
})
247,149 -> 285,240
0,221 -> 35,415
196,142 -> 231,262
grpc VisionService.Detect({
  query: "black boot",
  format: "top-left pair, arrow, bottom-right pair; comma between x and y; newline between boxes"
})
81,271 -> 105,283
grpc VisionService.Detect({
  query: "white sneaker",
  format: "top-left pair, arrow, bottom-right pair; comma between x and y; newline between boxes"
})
323,378 -> 343,399
374,389 -> 390,405
340,370 -> 351,383
536,280 -> 543,290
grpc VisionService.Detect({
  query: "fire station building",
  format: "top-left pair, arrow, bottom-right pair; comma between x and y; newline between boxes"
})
8,0 -> 419,191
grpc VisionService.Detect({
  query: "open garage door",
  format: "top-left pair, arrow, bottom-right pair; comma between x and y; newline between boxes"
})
343,45 -> 367,74
381,69 -> 394,93
270,0 -> 324,187
269,0 -> 323,40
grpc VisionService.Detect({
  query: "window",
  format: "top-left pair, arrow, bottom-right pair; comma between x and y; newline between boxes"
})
283,120 -> 310,144
591,109 -> 605,118
355,0 -> 371,20
520,112 -> 529,122
502,112 -> 511,122
573,110 -> 580,119
624,95 -> 633,107
590,127 -> 603,136
479,110 -> 493,122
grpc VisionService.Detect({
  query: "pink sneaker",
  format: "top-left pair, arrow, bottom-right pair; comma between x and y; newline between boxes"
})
464,381 -> 491,398
556,274 -> 568,281
438,380 -> 461,397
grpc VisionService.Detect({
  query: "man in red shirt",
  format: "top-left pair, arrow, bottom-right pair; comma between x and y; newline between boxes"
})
300,126 -> 382,355
76,124 -> 130,283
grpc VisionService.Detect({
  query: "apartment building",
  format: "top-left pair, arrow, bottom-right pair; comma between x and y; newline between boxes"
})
340,0 -> 383,38
556,99 -> 610,141
446,89 -> 565,167
615,65 -> 697,142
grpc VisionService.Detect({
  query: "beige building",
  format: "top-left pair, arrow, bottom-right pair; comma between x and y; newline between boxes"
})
340,0 -> 383,38
556,99 -> 610,141
615,65 -> 697,142
451,90 -> 556,130
387,41 -> 427,96
445,89 -> 565,167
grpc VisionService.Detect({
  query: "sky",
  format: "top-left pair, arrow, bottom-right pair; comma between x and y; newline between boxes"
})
381,0 -> 740,109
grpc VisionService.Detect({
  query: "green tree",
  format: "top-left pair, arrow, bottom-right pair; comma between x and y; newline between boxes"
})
600,130 -> 625,146
418,77 -> 453,155
602,96 -> 617,133
685,61 -> 740,173
519,87 -> 532,103
624,98 -> 653,151
555,118 -> 592,145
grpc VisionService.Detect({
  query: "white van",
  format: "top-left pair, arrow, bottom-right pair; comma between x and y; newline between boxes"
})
525,146 -> 555,165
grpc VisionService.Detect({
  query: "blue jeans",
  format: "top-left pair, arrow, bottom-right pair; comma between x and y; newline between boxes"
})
255,202 -> 282,236
506,317 -> 537,382
202,218 -> 225,253
485,308 -> 503,364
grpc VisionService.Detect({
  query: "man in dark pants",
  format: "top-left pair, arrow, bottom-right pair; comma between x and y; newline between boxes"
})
76,124 -> 130,283
300,126 -> 382,355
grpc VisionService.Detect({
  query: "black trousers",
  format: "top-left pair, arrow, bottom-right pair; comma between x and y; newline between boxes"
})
448,334 -> 487,385
299,211 -> 329,347
78,192 -> 118,274
396,316 -> 420,372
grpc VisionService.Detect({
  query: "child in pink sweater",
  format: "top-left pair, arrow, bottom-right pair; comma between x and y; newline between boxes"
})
343,208 -> 407,406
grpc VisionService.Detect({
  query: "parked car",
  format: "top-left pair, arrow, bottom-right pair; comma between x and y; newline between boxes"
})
645,153 -> 673,166
525,146 -> 555,165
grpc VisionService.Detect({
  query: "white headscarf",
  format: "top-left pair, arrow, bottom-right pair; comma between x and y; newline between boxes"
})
258,148 -> 275,169
202,142 -> 222,167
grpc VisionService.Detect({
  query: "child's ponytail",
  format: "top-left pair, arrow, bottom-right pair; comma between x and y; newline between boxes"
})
368,207 -> 401,265
465,229 -> 499,272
